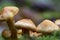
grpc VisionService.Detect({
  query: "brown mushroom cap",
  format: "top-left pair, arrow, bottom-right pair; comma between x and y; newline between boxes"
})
0,6 -> 19,20
3,6 -> 19,15
15,19 -> 36,31
2,30 -> 11,38
1,11 -> 14,20
37,20 -> 59,33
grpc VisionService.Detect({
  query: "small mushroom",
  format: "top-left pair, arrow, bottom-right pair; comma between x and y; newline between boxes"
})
37,20 -> 59,33
15,19 -> 36,36
17,29 -> 22,34
55,19 -> 60,27
0,6 -> 19,39
2,29 -> 11,38
17,29 -> 22,38
29,31 -> 42,37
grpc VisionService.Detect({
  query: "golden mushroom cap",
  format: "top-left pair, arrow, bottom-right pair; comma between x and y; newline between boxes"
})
0,6 -> 19,20
15,19 -> 36,31
3,6 -> 19,16
3,10 -> 13,19
37,20 -> 59,33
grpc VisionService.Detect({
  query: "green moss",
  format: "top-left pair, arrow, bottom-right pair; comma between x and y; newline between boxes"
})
0,0 -> 15,11
36,31 -> 60,40
37,34 -> 58,40
39,12 -> 60,19
1,31 -> 60,40
0,35 -> 4,40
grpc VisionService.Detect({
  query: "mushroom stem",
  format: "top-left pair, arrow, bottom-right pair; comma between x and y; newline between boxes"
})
6,18 -> 17,39
22,29 -> 29,35
21,29 -> 31,40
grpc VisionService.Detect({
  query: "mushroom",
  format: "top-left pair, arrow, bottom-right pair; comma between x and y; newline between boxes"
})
2,29 -> 11,39
29,31 -> 42,37
37,20 -> 59,33
0,6 -> 19,39
55,19 -> 60,27
15,19 -> 36,39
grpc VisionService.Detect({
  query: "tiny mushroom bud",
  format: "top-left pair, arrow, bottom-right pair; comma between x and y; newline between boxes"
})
2,29 -> 11,38
37,20 -> 59,33
15,19 -> 36,36
17,29 -> 22,38
55,19 -> 60,27
17,29 -> 22,34
29,31 -> 42,37
33,32 -> 42,37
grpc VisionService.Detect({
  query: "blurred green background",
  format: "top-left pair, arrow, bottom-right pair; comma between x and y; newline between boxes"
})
0,0 -> 60,19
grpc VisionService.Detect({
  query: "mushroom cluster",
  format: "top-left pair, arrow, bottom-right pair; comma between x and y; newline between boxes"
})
0,6 -> 59,40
